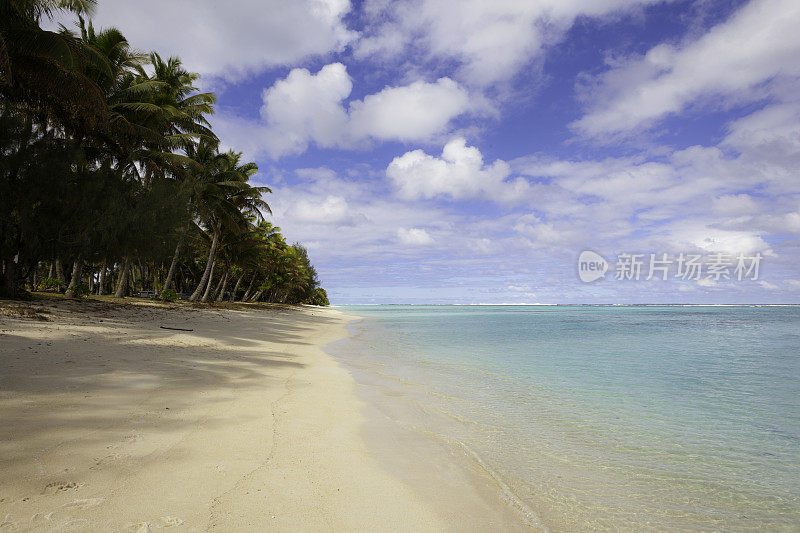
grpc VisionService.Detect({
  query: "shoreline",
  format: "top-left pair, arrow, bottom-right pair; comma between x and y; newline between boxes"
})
325,305 -> 800,531
0,297 -> 447,530
326,315 -> 536,531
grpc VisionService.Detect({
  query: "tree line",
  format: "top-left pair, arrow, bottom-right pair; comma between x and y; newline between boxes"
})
0,0 -> 329,305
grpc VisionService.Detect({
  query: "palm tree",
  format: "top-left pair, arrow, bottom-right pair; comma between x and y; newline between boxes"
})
144,55 -> 218,295
63,24 -> 218,298
144,53 -> 216,149
1,6 -> 328,304
188,150 -> 269,302
186,148 -> 240,301
235,221 -> 283,301
63,21 -> 167,297
0,0 -> 111,133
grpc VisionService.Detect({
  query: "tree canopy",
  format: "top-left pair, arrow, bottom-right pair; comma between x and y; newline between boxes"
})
0,0 -> 329,306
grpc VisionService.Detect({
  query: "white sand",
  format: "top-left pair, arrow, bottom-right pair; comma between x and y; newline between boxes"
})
0,297 -> 530,531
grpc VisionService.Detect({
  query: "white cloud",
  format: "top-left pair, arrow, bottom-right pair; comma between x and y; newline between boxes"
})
721,99 -> 800,173
267,167 -> 451,260
573,0 -> 800,136
294,167 -> 339,182
759,280 -> 778,290
468,238 -> 501,255
661,220 -> 773,256
215,64 -> 471,158
386,138 -> 529,201
46,0 -> 355,81
724,100 -> 800,153
513,215 -> 572,248
264,166 -> 537,293
349,78 -> 469,141
356,0 -> 663,86
397,227 -> 435,245
759,213 -> 800,234
513,116 -> 800,249
712,194 -> 759,217
260,146 -> 798,303
510,125 -> 800,260
294,195 -> 361,225
258,63 -> 352,156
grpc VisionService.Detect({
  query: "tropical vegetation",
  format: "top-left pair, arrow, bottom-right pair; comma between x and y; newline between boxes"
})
0,0 -> 329,305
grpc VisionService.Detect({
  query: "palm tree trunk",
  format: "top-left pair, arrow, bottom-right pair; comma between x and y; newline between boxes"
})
98,259 -> 108,295
230,273 -> 244,302
114,257 -> 130,298
55,258 -> 67,290
200,259 -> 218,302
130,263 -> 137,294
211,266 -> 227,300
215,268 -> 230,302
128,265 -> 135,294
163,219 -> 191,293
190,224 -> 220,301
241,273 -> 257,302
137,259 -> 145,292
1,258 -> 17,298
249,290 -> 263,303
65,254 -> 83,298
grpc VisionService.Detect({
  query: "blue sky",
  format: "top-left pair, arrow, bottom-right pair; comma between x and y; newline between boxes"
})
59,0 -> 800,303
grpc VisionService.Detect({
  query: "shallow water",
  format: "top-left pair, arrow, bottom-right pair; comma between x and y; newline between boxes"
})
330,305 -> 800,531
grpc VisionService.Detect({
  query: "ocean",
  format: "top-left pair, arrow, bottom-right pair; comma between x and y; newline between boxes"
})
329,305 -> 800,531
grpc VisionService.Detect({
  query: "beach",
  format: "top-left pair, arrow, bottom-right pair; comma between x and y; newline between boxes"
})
4,299 -> 796,532
0,298 -> 526,531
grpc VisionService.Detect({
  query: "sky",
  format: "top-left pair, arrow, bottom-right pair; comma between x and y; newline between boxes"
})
53,0 -> 800,303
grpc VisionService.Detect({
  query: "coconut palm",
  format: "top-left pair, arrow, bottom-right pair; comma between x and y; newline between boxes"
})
186,148 -> 259,301
1,5 -> 328,305
0,0 -> 111,133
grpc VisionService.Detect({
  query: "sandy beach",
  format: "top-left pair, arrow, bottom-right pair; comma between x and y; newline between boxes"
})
0,297 -> 526,532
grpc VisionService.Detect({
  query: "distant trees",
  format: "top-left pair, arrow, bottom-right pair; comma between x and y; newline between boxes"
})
0,0 -> 328,304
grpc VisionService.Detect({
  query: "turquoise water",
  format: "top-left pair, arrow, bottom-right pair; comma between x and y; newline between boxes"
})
332,305 -> 800,531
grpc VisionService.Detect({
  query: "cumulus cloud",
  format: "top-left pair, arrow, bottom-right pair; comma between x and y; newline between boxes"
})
348,78 -> 469,141
258,63 -> 352,156
46,0 -> 355,81
573,0 -> 800,136
267,167 -> 450,259
294,195 -> 363,226
397,227 -> 435,245
661,220 -> 773,256
264,166 -> 536,278
386,138 -> 529,201
215,64 -> 471,157
509,112 -> 800,261
356,0 -> 663,86
262,136 -> 797,302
